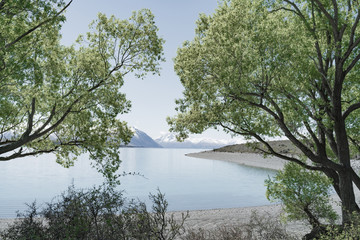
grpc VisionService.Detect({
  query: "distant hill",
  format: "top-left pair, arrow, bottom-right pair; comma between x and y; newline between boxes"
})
155,132 -> 243,149
126,128 -> 162,148
214,140 -> 300,154
215,140 -> 360,160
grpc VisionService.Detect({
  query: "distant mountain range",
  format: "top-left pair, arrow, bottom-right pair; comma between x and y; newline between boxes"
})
125,128 -> 242,149
126,128 -> 163,148
155,132 -> 242,149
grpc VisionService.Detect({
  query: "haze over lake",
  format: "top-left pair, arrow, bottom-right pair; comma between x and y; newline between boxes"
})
0,148 -> 275,218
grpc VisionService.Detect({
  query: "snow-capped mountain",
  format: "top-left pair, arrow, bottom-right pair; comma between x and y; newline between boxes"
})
126,128 -> 162,148
155,132 -> 243,149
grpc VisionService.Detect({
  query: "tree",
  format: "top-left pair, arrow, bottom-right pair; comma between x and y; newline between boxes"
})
0,0 -> 164,182
168,0 -> 360,225
266,162 -> 337,229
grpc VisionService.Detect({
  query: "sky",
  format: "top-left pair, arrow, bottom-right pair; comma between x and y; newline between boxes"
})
60,0 -> 237,141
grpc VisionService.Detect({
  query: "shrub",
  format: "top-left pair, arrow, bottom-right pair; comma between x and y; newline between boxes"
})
317,212 -> 360,240
0,184 -> 188,240
265,162 -> 337,229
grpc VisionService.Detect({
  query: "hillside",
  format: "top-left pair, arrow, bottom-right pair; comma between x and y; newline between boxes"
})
214,140 -> 300,155
126,128 -> 162,148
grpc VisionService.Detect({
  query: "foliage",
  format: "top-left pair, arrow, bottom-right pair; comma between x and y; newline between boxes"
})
0,0 -> 164,183
182,211 -> 297,240
168,0 -> 360,223
318,213 -> 360,239
0,185 -> 188,240
266,163 -> 337,228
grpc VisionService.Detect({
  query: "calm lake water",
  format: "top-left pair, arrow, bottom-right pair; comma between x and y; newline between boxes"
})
0,148 -> 276,218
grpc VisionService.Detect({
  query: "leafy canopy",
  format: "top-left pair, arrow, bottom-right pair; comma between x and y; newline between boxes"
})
169,0 -> 317,142
0,0 -> 164,182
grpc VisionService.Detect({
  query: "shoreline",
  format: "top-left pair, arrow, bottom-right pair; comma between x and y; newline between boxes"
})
181,150 -> 309,237
186,150 -> 287,171
177,151 -> 308,237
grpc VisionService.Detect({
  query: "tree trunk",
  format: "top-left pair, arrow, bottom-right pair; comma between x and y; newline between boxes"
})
332,72 -> 359,224
304,204 -> 321,229
338,169 -> 359,225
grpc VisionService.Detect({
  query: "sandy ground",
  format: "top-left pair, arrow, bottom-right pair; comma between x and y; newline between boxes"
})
186,151 -> 288,171
169,205 -> 311,239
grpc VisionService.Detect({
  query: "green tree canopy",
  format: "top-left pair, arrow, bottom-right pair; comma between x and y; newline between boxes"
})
0,0 -> 164,182
169,0 -> 360,224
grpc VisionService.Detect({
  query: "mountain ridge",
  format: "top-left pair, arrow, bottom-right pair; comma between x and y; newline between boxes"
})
155,132 -> 243,149
125,129 -> 243,149
125,128 -> 162,148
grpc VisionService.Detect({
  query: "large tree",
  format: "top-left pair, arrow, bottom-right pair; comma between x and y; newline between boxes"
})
169,0 -> 360,224
0,0 -> 164,181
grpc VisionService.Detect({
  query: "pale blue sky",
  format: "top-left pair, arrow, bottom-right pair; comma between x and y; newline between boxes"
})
61,0 -> 233,140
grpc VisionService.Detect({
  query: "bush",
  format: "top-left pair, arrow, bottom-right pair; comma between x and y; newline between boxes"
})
317,212 -> 360,240
265,162 -> 337,229
182,211 -> 297,240
0,184 -> 188,240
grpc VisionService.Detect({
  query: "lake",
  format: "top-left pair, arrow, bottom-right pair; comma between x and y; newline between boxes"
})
0,148 -> 276,218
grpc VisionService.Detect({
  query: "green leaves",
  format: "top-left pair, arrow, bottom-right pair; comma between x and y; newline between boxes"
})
170,0 -> 301,140
0,2 -> 164,183
265,163 -> 337,226
170,0 -> 360,162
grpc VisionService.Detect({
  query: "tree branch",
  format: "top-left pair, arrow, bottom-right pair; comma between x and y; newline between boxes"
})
343,102 -> 360,119
0,0 -> 5,11
2,0 -> 73,50
21,98 -> 36,139
312,0 -> 337,30
342,6 -> 360,66
33,104 -> 56,135
0,138 -> 87,161
351,167 -> 360,191
344,51 -> 360,75
270,7 -> 299,16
